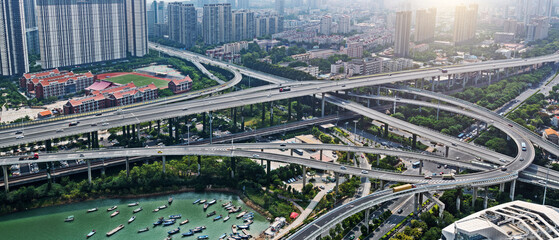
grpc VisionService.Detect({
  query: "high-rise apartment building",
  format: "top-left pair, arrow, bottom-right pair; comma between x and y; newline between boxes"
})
37,0 -> 146,69
156,1 -> 165,24
168,3 -> 197,48
203,3 -> 232,45
275,0 -> 284,15
23,0 -> 39,55
320,15 -> 332,35
453,4 -> 478,45
238,0 -> 249,9
255,15 -> 283,37
126,0 -> 148,57
347,42 -> 363,59
232,10 -> 255,41
394,11 -> 411,57
527,17 -> 550,41
0,0 -> 29,75
338,15 -> 351,34
414,8 -> 436,43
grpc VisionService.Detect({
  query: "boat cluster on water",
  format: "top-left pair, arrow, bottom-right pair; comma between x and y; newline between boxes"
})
64,196 -> 256,239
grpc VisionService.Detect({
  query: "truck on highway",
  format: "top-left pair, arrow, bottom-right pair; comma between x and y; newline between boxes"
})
442,173 -> 455,180
521,142 -> 526,151
392,184 -> 415,193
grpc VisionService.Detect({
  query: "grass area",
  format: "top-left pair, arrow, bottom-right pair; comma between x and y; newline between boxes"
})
106,74 -> 169,89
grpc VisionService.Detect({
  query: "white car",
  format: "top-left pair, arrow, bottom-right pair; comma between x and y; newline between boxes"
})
16,135 -> 24,139
361,170 -> 368,174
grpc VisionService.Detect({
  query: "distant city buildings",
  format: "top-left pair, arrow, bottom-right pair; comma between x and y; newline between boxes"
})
453,4 -> 478,45
0,0 -> 29,76
168,3 -> 197,48
232,10 -> 255,41
338,15 -> 351,34
347,42 -> 364,59
203,3 -> 232,45
36,0 -> 147,69
394,11 -> 412,57
320,15 -> 333,36
526,17 -> 550,41
275,0 -> 284,15
237,0 -> 249,9
148,1 -> 166,37
23,0 -> 39,55
255,14 -> 283,37
414,8 -> 436,43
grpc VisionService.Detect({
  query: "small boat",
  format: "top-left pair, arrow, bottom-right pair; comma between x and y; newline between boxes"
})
230,235 -> 241,240
165,237 -> 172,240
128,216 -> 136,223
236,211 -> 247,219
229,207 -> 241,213
133,207 -> 143,213
245,220 -> 253,225
239,234 -> 250,239
65,215 -> 75,222
110,211 -> 120,217
182,230 -> 194,236
128,202 -> 139,207
237,225 -> 250,230
106,224 -> 124,237
208,199 -> 217,205
153,220 -> 163,226
107,206 -> 118,211
223,216 -> 230,222
159,205 -> 168,209
201,226 -> 206,230
168,227 -> 180,235
199,199 -> 207,204
153,208 -> 160,212
169,214 -> 182,219
197,235 -> 209,239
180,219 -> 189,225
222,201 -> 231,207
219,233 -> 227,239
232,225 -> 237,234
163,220 -> 176,226
192,227 -> 202,233
214,215 -> 222,221
168,196 -> 174,204
241,229 -> 250,236
203,203 -> 209,211
86,229 -> 96,238
206,211 -> 216,217
87,208 -> 98,213
138,227 -> 149,233
243,218 -> 253,223
193,199 -> 201,204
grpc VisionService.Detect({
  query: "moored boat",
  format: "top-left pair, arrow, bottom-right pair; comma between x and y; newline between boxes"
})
237,225 -> 250,230
223,215 -> 230,222
167,227 -> 180,235
180,219 -> 189,225
163,219 -> 176,226
168,196 -> 173,204
241,229 -> 250,236
107,206 -> 118,211
153,208 -> 160,212
106,224 -> 124,237
182,230 -> 194,236
65,215 -> 75,222
128,216 -> 136,223
236,211 -> 247,219
213,215 -> 222,221
159,205 -> 168,209
199,199 -> 207,204
87,208 -> 98,213
169,214 -> 182,219
206,211 -> 216,217
231,225 -> 237,234
193,199 -> 201,204
208,199 -> 217,205
138,227 -> 149,233
222,201 -> 231,207
192,227 -> 202,233
86,229 -> 96,238
219,233 -> 227,239
197,235 -> 209,239
133,207 -> 143,213
153,220 -> 163,226
110,211 -> 120,217
203,203 -> 209,211
128,202 -> 139,207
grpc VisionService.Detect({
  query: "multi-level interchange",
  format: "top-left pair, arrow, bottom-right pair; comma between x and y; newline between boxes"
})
2,44 -> 559,239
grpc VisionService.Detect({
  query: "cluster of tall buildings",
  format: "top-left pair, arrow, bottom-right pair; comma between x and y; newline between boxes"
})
158,2 -> 283,48
0,0 -> 148,76
453,4 -> 479,45
502,0 -> 552,42
319,15 -> 351,36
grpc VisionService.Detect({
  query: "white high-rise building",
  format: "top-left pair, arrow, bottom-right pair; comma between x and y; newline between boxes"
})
320,15 -> 332,35
232,10 -> 255,41
275,0 -> 284,15
126,0 -> 148,57
338,15 -> 351,34
414,8 -> 436,43
203,3 -> 232,45
394,11 -> 412,57
168,3 -> 197,48
453,4 -> 478,45
0,0 -> 29,75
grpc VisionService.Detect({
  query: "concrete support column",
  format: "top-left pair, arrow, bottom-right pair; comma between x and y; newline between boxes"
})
380,180 -> 385,190
162,156 -> 166,174
456,195 -> 461,212
472,187 -> 478,208
320,150 -> 323,161
266,160 -> 271,175
365,208 -> 370,232
419,160 -> 423,175
412,134 -> 417,149
302,167 -> 307,186
384,123 -> 389,137
231,158 -> 235,179
499,183 -> 505,192
270,102 -> 274,126
335,173 -> 339,195
87,160 -> 92,184
414,193 -> 419,215
376,87 -> 380,105
126,157 -> 130,177
197,156 -> 201,175
510,180 -> 516,200
321,93 -> 326,117
3,165 -> 8,192
290,149 -> 293,156
445,146 -> 449,157
376,155 -> 380,166
484,186 -> 489,209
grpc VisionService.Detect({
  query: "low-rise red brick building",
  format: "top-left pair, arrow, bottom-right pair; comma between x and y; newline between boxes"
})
168,76 -> 193,94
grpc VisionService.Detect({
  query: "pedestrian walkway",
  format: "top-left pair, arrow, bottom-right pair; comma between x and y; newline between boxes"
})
273,188 -> 328,240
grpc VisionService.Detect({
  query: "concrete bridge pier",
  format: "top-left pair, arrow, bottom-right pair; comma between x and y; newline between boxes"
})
456,195 -> 461,212
230,158 -> 236,179
412,134 -> 417,149
510,180 -> 516,200
270,102 -> 274,126
445,146 -> 449,157
414,193 -> 419,215
472,187 -> 478,208
87,160 -> 92,184
321,93 -> 326,117
484,186 -> 489,209
3,165 -> 8,192
126,157 -> 130,177
197,156 -> 201,175
419,160 -> 423,175
376,87 -> 380,105
499,183 -> 504,192
365,208 -> 370,232
320,150 -> 323,161
302,167 -> 307,186
162,156 -> 166,174
488,70 -> 492,85
380,180 -> 385,190
335,173 -> 339,195
290,149 -> 293,156
266,160 -> 271,175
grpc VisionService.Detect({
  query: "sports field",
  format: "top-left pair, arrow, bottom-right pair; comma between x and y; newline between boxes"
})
106,74 -> 169,89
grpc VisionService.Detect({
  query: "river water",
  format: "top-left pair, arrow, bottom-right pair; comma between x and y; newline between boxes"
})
0,192 -> 269,240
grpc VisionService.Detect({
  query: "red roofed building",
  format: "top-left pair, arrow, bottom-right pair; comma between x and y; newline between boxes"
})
168,76 -> 192,94
63,94 -> 107,115
21,69 -> 94,99
85,80 -> 119,94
